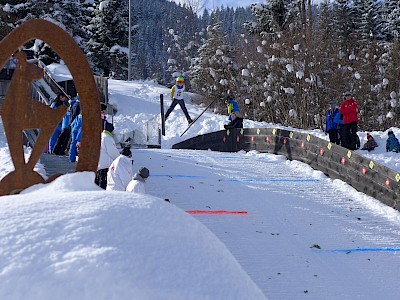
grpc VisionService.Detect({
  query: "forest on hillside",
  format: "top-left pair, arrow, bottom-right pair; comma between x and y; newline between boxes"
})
1,0 -> 400,131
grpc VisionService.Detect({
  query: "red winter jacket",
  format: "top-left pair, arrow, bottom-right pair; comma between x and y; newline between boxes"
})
339,98 -> 358,124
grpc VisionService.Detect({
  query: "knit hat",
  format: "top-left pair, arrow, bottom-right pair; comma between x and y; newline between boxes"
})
120,146 -> 132,157
225,95 -> 233,104
388,130 -> 394,136
104,121 -> 114,133
100,103 -> 107,112
138,167 -> 149,179
343,91 -> 352,97
367,133 -> 372,139
329,101 -> 336,105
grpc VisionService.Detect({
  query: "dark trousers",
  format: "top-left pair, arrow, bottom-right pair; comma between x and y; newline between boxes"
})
343,122 -> 358,150
95,168 -> 108,189
328,129 -> 339,145
53,128 -> 71,155
338,126 -> 345,147
165,98 -> 192,121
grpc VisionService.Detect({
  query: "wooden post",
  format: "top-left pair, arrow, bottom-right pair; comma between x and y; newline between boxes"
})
160,94 -> 165,136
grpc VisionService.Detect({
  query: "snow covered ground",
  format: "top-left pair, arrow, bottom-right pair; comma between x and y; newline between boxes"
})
1,78 -> 400,299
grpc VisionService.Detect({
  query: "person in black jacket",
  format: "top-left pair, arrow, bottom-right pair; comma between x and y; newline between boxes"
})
224,112 -> 243,129
69,96 -> 80,126
49,93 -> 69,153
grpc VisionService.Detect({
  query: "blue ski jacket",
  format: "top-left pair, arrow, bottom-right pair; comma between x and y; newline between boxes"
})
386,133 -> 400,152
325,107 -> 339,132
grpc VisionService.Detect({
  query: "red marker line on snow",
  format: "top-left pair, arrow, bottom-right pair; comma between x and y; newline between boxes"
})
186,210 -> 248,215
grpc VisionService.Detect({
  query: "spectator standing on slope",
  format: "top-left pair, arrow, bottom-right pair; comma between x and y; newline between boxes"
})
325,100 -> 340,144
339,92 -> 359,150
96,122 -> 120,189
333,111 -> 345,147
69,111 -> 82,162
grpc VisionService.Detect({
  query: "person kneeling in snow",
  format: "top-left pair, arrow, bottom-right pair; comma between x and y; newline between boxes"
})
106,147 -> 133,191
386,130 -> 400,153
126,167 -> 150,194
361,133 -> 378,151
224,111 -> 243,130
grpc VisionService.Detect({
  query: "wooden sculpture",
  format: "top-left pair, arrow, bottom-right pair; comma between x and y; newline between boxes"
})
0,19 -> 101,195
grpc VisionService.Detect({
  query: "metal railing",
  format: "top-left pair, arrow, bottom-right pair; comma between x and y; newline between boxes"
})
118,116 -> 161,149
37,60 -> 72,101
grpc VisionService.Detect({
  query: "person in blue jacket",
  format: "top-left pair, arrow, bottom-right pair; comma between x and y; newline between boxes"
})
225,95 -> 240,122
49,93 -> 69,153
386,130 -> 400,152
325,100 -> 340,144
333,111 -> 345,147
69,112 -> 82,162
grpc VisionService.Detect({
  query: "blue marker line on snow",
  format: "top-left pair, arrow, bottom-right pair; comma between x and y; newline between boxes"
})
150,175 -> 318,182
172,155 -> 241,160
224,178 -> 320,183
151,174 -> 207,179
133,150 -> 278,162
317,247 -> 400,253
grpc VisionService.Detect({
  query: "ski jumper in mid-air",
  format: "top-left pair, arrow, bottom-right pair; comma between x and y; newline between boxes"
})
164,76 -> 193,124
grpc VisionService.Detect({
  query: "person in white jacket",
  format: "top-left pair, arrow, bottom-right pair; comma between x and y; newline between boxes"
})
106,147 -> 133,191
126,167 -> 150,193
95,122 -> 120,189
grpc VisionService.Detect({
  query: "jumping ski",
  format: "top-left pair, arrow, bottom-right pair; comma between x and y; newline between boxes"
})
180,99 -> 216,137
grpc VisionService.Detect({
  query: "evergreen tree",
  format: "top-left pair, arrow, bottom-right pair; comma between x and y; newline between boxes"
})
190,13 -> 238,108
0,0 -> 92,64
87,0 -> 130,79
353,0 -> 381,44
332,0 -> 354,51
383,0 -> 400,41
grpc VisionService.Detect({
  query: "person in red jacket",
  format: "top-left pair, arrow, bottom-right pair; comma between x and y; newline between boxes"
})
339,91 -> 358,150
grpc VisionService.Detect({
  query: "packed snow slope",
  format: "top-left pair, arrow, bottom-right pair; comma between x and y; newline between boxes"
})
108,79 -> 400,299
0,78 -> 267,300
135,147 -> 400,299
